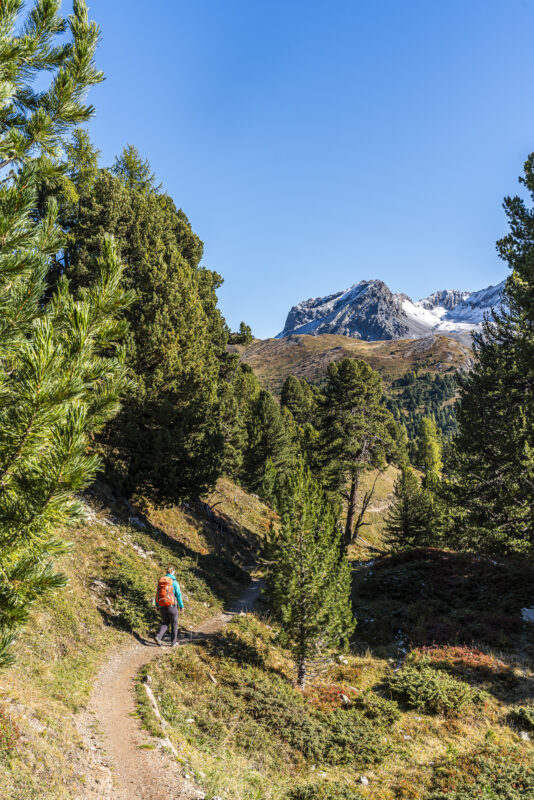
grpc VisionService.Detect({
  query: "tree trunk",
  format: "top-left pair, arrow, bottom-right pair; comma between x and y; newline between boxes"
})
344,474 -> 359,548
297,656 -> 307,688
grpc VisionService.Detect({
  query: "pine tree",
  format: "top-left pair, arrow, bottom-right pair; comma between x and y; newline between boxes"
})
450,154 -> 534,554
319,358 -> 395,547
219,380 -> 247,480
244,389 -> 293,497
0,1 -> 131,667
60,168 -> 224,505
268,464 -> 355,687
280,375 -> 321,470
228,321 -> 253,345
385,468 -> 433,550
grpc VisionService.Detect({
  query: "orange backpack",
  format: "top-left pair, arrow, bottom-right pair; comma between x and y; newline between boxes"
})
156,576 -> 175,607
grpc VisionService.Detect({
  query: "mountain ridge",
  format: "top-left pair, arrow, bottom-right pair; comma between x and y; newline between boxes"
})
277,278 -> 506,344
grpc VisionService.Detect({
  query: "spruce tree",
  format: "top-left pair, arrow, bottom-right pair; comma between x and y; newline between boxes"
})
268,464 -> 355,687
385,468 -> 433,550
0,1 -> 131,666
244,389 -> 293,497
450,154 -> 534,554
319,358 -> 395,547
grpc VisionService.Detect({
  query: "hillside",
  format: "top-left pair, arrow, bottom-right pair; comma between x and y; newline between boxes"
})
2,477 -> 534,800
0,479 -> 275,800
233,333 -> 472,394
136,550 -> 534,800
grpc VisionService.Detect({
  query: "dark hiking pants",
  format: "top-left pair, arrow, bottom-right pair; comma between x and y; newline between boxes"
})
156,603 -> 179,645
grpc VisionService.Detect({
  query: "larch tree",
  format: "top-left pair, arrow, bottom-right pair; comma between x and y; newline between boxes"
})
268,464 -> 355,688
0,0 -> 132,667
416,417 -> 443,488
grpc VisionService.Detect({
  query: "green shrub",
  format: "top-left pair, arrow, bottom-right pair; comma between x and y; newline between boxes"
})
286,784 -> 364,800
353,690 -> 401,726
233,674 -> 389,767
508,700 -> 534,732
387,664 -> 485,715
427,745 -> 534,799
320,707 -> 390,766
233,675 -> 326,760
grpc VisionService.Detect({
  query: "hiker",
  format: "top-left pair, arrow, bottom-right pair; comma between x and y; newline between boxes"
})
153,566 -> 184,647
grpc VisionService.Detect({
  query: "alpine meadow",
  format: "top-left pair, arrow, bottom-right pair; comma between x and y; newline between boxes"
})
1,3 -> 534,800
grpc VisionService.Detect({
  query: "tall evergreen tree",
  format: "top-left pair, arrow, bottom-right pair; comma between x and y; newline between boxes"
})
319,358 -> 394,547
280,375 -> 317,426
0,0 -> 131,667
243,389 -> 293,497
228,321 -> 253,345
60,168 -> 224,504
450,154 -> 534,554
268,464 -> 355,687
385,468 -> 433,550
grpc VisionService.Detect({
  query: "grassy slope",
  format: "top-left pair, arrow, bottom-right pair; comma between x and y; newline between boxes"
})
233,334 -> 472,394
137,550 -> 534,800
0,479 -> 272,800
3,473 -> 534,800
349,465 -> 399,556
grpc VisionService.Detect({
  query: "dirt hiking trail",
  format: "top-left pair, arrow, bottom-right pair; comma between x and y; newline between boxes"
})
76,579 -> 263,800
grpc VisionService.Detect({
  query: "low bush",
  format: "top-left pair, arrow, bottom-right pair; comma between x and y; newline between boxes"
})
353,689 -> 401,725
411,645 -> 511,678
233,674 -> 390,767
508,700 -> 534,732
426,745 -> 534,799
387,664 -> 485,715
304,685 -> 358,712
321,706 -> 390,766
234,675 -> 325,759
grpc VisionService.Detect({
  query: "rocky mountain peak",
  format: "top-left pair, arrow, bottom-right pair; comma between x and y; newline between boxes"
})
278,278 -> 506,344
419,289 -> 471,311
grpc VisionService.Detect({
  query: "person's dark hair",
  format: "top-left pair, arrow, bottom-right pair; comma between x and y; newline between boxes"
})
166,566 -> 175,574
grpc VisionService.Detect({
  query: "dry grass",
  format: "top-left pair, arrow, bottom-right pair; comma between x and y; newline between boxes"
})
348,465 -> 399,557
235,334 -> 472,394
0,481 -> 271,800
135,610 -> 533,800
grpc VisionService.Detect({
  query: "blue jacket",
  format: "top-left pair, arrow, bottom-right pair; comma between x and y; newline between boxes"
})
168,574 -> 184,609
157,573 -> 184,609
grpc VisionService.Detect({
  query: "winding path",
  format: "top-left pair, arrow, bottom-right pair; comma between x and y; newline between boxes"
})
76,579 -> 263,800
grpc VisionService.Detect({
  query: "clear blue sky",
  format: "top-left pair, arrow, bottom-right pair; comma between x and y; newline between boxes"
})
86,0 -> 534,338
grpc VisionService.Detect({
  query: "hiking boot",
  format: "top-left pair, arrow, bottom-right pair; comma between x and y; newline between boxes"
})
153,636 -> 162,647
171,642 -> 178,647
